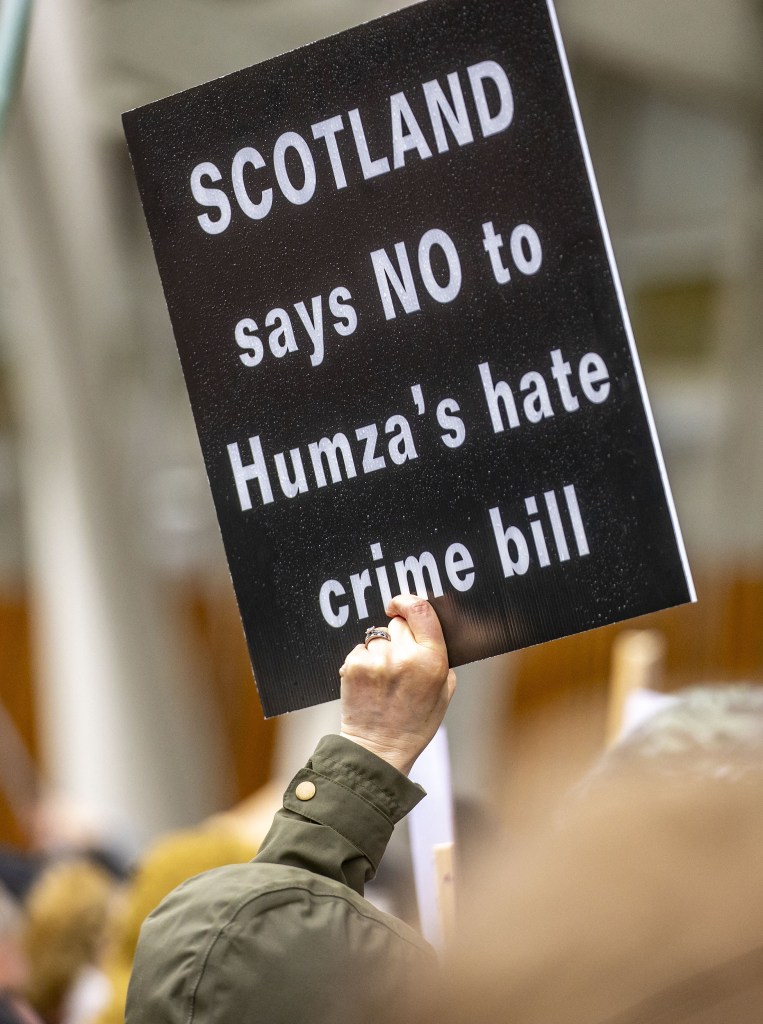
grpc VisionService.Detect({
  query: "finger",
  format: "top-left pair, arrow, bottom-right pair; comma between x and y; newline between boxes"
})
339,643 -> 370,675
386,612 -> 413,645
385,594 -> 447,652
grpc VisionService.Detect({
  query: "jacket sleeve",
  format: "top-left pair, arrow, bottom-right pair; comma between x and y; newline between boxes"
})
254,734 -> 426,896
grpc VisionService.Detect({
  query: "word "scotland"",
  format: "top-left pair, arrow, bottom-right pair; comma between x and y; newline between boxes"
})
190,60 -> 514,233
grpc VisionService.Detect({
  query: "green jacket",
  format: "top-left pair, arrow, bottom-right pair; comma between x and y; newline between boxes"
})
126,735 -> 437,1024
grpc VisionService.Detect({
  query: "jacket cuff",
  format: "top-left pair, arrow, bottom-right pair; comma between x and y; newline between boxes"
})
283,735 -> 425,872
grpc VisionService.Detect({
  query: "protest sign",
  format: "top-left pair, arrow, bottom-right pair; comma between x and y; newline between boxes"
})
123,0 -> 695,716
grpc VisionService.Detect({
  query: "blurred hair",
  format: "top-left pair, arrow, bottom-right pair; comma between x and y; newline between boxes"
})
594,683 -> 763,782
22,859 -> 116,1023
93,828 -> 258,1024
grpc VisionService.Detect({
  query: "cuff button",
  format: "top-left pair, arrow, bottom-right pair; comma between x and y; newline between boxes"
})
295,780 -> 316,801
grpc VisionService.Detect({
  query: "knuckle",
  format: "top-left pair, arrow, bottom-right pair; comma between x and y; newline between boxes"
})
341,649 -> 364,675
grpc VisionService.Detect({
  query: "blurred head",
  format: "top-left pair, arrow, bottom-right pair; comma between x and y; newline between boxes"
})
421,683 -> 763,1024
93,827 -> 259,1024
22,859 -> 117,1024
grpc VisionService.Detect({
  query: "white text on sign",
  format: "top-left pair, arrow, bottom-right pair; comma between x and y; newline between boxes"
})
318,483 -> 590,627
190,61 -> 514,233
226,349 -> 611,511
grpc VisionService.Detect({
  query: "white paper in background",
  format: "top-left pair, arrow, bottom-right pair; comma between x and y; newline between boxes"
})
408,725 -> 455,950
620,689 -> 680,741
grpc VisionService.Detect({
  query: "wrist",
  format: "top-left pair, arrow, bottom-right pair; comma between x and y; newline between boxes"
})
339,730 -> 415,776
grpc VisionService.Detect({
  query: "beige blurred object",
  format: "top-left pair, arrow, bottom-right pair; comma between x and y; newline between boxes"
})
606,629 -> 667,746
427,772 -> 763,1024
433,843 -> 456,951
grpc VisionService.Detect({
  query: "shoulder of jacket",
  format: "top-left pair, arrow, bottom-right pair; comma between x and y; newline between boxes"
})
128,862 -> 435,1024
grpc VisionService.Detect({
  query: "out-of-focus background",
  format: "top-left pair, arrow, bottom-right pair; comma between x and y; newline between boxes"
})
0,0 -> 761,857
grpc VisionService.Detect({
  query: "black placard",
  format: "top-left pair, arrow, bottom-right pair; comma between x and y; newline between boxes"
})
123,0 -> 694,717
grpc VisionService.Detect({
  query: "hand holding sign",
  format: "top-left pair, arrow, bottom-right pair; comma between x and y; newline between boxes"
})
339,595 -> 456,776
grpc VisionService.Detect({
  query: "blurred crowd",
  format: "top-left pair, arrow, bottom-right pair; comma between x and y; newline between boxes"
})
0,784 -> 282,1024
2,682 -> 763,1024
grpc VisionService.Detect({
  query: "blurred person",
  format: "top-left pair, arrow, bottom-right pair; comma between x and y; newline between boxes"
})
418,683 -> 763,1024
126,595 -> 455,1024
22,859 -> 117,1024
93,826 -> 261,1024
28,795 -> 132,885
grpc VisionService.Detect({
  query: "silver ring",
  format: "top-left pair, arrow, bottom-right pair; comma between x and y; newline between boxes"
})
364,627 -> 391,648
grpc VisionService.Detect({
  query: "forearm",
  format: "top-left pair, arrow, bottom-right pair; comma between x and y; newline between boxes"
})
254,734 -> 425,896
